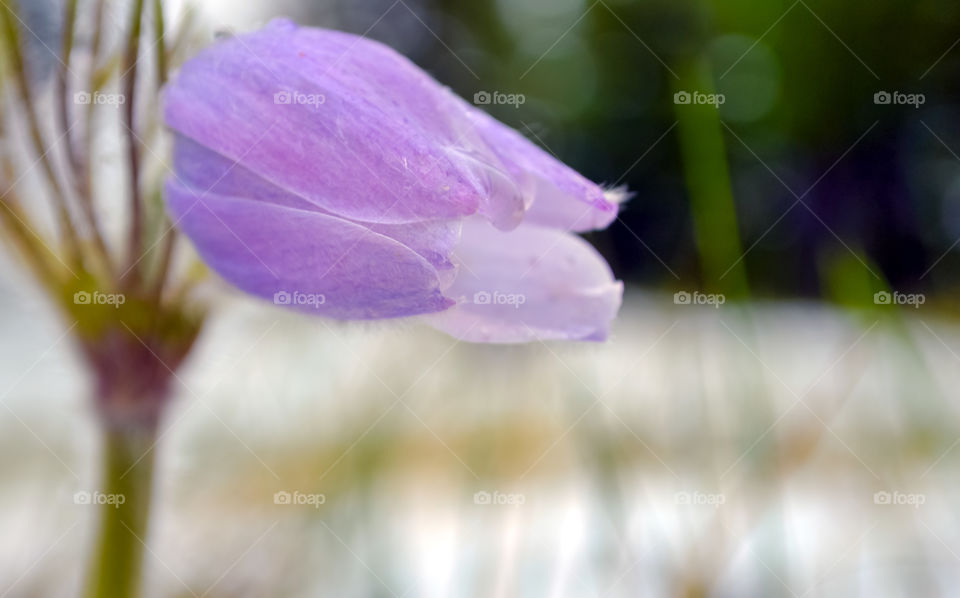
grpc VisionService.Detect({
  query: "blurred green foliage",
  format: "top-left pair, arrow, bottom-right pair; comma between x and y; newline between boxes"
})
320,0 -> 960,307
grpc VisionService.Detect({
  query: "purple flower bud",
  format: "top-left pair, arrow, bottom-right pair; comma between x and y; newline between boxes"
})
164,19 -> 623,343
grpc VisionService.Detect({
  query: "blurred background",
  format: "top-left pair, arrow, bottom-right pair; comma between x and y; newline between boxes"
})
3,0 -> 960,596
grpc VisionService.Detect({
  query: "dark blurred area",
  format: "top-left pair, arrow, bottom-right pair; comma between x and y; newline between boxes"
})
290,0 -> 960,304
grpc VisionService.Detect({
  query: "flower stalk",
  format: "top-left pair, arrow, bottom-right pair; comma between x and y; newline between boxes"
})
0,0 -> 203,595
84,424 -> 157,598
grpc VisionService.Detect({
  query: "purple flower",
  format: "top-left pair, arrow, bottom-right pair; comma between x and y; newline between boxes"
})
164,19 -> 624,343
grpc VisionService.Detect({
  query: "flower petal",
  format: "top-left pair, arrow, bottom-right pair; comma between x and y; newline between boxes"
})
164,19 -> 524,229
427,218 -> 623,342
464,106 -> 621,232
171,134 -> 462,286
165,180 -> 454,319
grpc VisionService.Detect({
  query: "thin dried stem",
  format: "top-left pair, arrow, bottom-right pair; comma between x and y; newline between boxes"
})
153,0 -> 167,87
77,0 -> 106,207
57,0 -> 113,275
149,0 -> 177,304
122,0 -> 146,284
56,0 -> 80,178
149,226 -> 176,304
0,106 -> 64,293
0,198 -> 63,294
0,1 -> 82,264
82,0 -> 106,160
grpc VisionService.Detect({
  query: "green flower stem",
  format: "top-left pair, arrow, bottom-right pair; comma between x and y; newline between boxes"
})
84,424 -> 157,598
673,57 -> 749,298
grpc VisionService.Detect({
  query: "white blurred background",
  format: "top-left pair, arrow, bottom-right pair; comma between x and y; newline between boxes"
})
4,247 -> 960,596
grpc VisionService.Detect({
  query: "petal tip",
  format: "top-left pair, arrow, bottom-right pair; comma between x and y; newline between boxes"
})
602,185 -> 633,206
